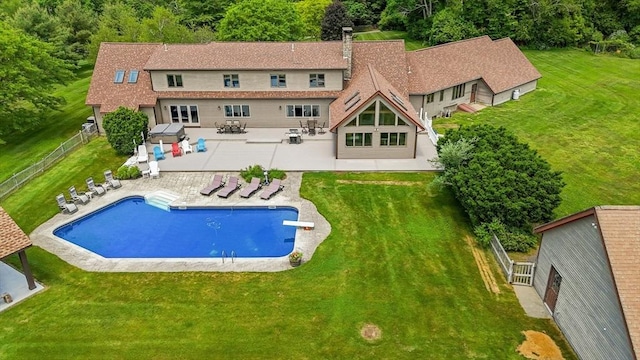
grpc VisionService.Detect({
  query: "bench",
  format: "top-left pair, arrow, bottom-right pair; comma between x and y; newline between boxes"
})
283,220 -> 315,229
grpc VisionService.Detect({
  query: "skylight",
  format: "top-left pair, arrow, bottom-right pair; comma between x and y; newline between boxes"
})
128,70 -> 139,83
344,91 -> 360,104
344,96 -> 361,111
114,70 -> 125,84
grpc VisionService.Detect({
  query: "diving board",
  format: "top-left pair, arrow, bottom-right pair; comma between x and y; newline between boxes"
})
283,220 -> 315,229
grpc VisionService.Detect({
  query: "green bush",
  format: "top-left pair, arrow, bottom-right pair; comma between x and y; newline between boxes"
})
239,164 -> 286,183
474,218 -> 537,252
116,165 -> 141,180
103,107 -> 149,155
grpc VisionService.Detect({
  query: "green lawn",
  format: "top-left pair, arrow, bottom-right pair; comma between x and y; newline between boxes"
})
0,65 -> 94,183
355,30 -> 426,51
0,171 -> 573,359
434,49 -> 640,217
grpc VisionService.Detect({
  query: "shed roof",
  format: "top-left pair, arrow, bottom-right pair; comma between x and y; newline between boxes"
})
0,207 -> 32,259
535,205 -> 640,357
407,36 -> 541,94
144,42 -> 348,71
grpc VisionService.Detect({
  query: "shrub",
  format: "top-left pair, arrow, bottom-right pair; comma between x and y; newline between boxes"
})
474,219 -> 537,252
102,107 -> 149,155
239,165 -> 286,183
117,165 -> 141,180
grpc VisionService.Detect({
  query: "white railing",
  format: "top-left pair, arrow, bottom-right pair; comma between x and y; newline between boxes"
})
489,233 -> 536,286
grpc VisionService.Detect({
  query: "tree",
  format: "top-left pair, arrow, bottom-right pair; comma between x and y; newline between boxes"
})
321,1 -> 354,40
429,6 -> 478,45
0,21 -> 73,144
55,0 -> 97,60
296,0 -> 332,40
217,0 -> 303,41
102,107 -> 149,155
433,125 -> 564,232
178,0 -> 234,30
141,6 -> 193,43
88,2 -> 143,62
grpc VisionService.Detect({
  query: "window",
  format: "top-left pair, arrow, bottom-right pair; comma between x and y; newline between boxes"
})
224,105 -> 250,117
270,74 -> 286,88
439,90 -> 444,102
380,132 -> 407,146
345,133 -> 372,147
285,105 -> 320,117
224,74 -> 239,88
169,105 -> 199,123
358,103 -> 376,126
309,74 -> 325,88
114,70 -> 125,83
128,70 -> 139,83
426,93 -> 434,104
452,84 -> 465,100
167,74 -> 183,88
379,103 -> 396,125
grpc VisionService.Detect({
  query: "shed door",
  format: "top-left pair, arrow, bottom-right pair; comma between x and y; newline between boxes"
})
470,84 -> 477,103
544,266 -> 562,312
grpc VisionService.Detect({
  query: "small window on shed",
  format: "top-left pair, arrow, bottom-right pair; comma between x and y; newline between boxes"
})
128,70 -> 139,83
114,70 -> 125,83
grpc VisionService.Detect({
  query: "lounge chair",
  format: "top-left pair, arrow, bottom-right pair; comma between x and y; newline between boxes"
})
200,174 -> 225,196
196,138 -> 207,152
217,176 -> 240,198
260,179 -> 284,200
171,142 -> 182,157
239,177 -> 262,198
68,186 -> 90,204
56,194 -> 78,214
153,145 -> 165,160
149,161 -> 160,178
137,144 -> 148,163
181,139 -> 193,154
86,177 -> 107,196
103,170 -> 122,189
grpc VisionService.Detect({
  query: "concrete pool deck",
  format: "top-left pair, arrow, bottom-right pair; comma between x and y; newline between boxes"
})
31,172 -> 330,272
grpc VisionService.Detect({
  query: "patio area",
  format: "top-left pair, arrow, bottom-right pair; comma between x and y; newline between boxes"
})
138,127 -> 440,172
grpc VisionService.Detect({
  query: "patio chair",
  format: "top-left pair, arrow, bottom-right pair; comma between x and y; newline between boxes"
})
171,142 -> 182,157
260,179 -> 284,200
153,145 -> 166,160
68,186 -> 90,204
299,120 -> 308,134
103,170 -> 122,189
217,176 -> 241,198
239,177 -> 262,198
136,144 -> 148,163
149,161 -> 160,178
307,119 -> 317,136
200,174 -> 225,196
86,177 -> 107,196
196,138 -> 207,152
181,139 -> 193,154
56,194 -> 78,214
240,123 -> 247,133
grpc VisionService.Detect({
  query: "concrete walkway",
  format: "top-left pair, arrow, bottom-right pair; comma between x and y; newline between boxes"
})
0,261 -> 44,313
513,285 -> 552,319
141,128 -> 439,172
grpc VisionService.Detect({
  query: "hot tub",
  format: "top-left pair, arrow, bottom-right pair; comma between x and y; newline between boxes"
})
149,123 -> 185,144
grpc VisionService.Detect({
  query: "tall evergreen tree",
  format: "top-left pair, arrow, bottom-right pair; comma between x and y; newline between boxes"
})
321,1 -> 353,40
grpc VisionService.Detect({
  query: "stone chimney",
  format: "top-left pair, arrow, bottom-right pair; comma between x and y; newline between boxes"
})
342,27 -> 353,80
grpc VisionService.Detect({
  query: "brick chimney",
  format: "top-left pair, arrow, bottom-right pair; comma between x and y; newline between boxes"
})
342,27 -> 353,80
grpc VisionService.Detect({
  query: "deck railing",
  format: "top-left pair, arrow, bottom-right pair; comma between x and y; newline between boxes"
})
489,233 -> 536,286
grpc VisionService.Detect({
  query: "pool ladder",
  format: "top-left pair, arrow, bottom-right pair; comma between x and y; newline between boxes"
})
221,250 -> 236,264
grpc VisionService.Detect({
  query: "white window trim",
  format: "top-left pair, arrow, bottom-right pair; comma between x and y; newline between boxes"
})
169,104 -> 199,124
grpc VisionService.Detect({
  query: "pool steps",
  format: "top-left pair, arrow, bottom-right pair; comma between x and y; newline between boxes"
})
144,191 -> 180,211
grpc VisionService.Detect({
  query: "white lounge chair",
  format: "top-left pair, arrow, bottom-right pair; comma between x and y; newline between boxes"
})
137,144 -> 149,163
103,170 -> 122,189
56,194 -> 78,214
69,186 -> 90,204
181,139 -> 193,154
149,161 -> 160,178
86,177 -> 107,196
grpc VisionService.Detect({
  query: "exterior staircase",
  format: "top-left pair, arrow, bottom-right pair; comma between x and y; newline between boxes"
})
144,190 -> 180,211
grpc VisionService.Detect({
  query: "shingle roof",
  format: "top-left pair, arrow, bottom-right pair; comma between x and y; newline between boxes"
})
407,36 -> 541,94
0,207 -> 32,259
144,42 -> 348,70
86,43 -> 161,113
329,64 -> 422,131
352,41 -> 409,95
534,205 -> 640,358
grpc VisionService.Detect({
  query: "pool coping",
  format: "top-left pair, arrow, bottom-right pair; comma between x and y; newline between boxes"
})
30,172 -> 331,272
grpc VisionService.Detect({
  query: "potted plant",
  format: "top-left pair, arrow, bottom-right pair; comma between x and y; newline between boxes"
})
288,251 -> 303,267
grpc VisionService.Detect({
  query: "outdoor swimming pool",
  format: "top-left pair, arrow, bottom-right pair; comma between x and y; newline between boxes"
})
53,197 -> 298,258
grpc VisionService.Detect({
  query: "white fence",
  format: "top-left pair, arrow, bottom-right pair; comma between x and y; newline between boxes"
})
489,234 -> 536,286
0,125 -> 98,201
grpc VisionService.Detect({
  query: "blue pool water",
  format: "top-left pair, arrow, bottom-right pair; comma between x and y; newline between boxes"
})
53,197 -> 298,258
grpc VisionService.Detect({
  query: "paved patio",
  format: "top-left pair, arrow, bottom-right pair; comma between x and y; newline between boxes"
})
31,172 -> 330,272
0,262 -> 44,313
139,128 -> 440,172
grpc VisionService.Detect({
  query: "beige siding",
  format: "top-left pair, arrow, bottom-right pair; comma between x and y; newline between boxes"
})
93,107 -> 104,133
140,107 -> 157,126
412,80 -> 482,118
493,80 -> 537,106
157,99 -> 333,128
534,216 -> 635,360
475,80 -> 492,105
150,70 -> 344,92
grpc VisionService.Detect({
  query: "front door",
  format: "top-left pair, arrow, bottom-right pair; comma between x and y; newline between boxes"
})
543,266 -> 562,312
470,84 -> 477,103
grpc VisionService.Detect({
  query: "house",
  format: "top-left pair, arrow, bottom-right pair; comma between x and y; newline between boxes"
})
533,206 -> 640,360
86,30 -> 540,159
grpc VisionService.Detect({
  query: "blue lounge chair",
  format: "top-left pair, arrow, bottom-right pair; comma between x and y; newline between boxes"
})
197,138 -> 207,152
153,146 -> 165,160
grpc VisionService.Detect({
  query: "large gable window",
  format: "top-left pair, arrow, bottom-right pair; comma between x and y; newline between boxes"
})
345,132 -> 372,147
224,105 -> 250,117
452,84 -> 465,100
270,74 -> 286,88
170,105 -> 199,124
309,74 -> 325,88
379,103 -> 396,125
358,103 -> 376,126
114,70 -> 125,83
167,74 -> 183,88
224,74 -> 239,88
